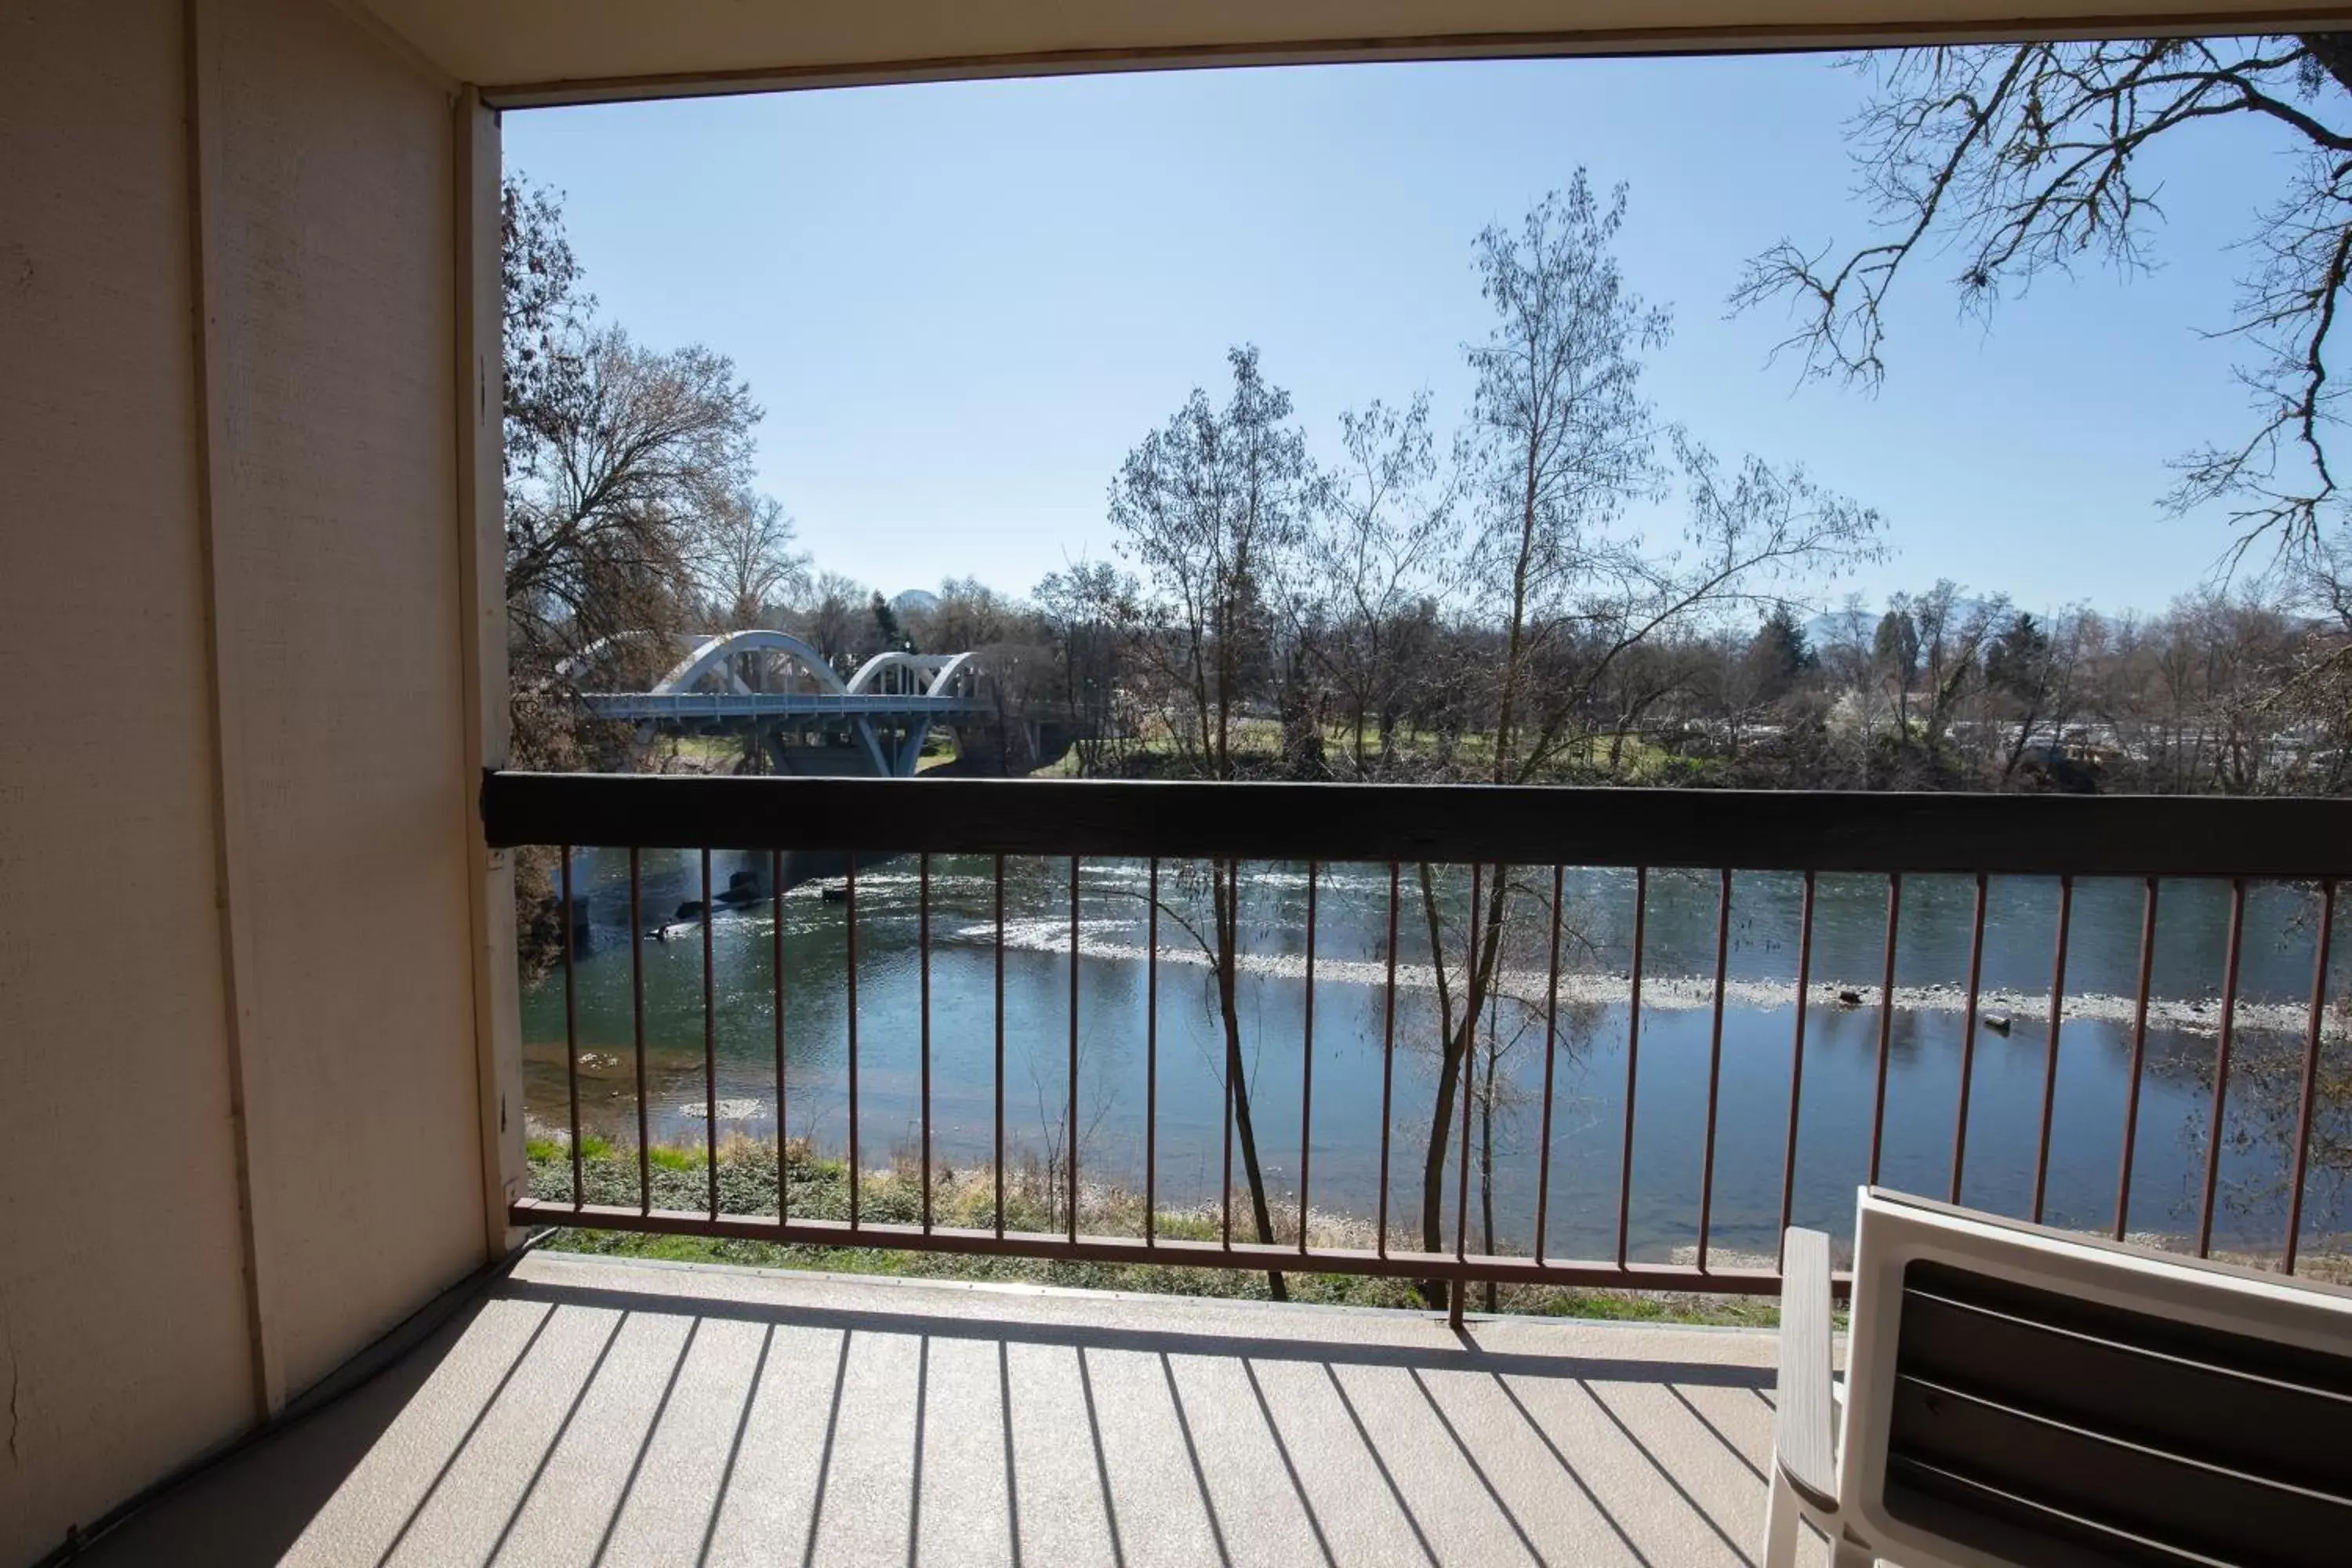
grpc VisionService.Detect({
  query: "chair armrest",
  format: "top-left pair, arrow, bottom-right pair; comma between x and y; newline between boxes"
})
1774,1226 -> 1839,1512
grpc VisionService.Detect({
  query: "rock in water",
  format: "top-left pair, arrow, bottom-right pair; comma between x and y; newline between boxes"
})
1983,1013 -> 2012,1034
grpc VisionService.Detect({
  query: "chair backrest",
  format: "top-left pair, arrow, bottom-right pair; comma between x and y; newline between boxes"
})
1838,1189 -> 2352,1568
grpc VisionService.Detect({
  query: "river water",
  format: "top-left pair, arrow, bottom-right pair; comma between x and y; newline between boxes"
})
521,850 -> 2351,1264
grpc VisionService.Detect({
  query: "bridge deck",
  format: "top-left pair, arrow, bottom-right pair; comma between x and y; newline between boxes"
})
583,692 -> 995,721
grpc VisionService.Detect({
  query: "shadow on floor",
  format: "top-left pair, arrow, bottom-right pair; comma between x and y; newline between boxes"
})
70,1256 -> 1793,1568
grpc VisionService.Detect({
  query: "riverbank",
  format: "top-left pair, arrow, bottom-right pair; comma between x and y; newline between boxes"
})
523,1135 -> 1784,1326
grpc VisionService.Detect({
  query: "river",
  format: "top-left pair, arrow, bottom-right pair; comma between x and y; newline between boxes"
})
521,850 -> 2351,1264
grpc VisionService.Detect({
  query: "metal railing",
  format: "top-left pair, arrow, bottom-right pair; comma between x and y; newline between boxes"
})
485,771 -> 2352,1300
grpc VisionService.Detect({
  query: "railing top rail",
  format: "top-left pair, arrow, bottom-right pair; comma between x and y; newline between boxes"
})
481,769 -> 2352,877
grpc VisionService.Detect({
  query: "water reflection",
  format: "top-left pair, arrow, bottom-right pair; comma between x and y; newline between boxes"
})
521,851 -> 2349,1265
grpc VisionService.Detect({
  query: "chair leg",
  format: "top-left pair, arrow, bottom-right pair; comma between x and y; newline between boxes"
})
1829,1534 -> 1875,1567
1760,1465 -> 1802,1568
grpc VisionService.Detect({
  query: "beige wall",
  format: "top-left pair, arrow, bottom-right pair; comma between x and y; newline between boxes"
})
0,2 -> 490,1560
0,3 -> 258,1555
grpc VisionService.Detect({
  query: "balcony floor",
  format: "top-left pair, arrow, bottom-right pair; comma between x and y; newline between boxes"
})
82,1251 -> 1819,1566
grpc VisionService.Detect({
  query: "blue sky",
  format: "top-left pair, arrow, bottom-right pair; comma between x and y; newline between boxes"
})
506,52 -> 2303,622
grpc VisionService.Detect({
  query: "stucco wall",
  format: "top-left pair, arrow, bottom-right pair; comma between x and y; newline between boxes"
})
0,2 -> 486,1559
0,3 -> 259,1555
199,0 -> 482,1402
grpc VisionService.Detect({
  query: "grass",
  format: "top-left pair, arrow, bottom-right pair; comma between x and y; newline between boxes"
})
659,734 -> 750,769
525,1132 -> 612,1163
524,1134 -> 1783,1327
1035,718 -> 1693,785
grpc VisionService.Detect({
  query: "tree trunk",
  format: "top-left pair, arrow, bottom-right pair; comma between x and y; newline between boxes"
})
1415,862 -> 1510,1307
1217,860 -> 1287,1299
1479,988 -> 1500,1314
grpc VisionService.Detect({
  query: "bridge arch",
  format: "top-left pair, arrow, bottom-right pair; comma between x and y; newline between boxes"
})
653,630 -> 848,696
556,630 -> 702,685
920,650 -> 983,699
844,649 -> 990,699
845,651 -> 949,696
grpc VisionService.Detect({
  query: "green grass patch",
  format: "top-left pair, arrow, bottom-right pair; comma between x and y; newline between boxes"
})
523,1138 -> 1783,1327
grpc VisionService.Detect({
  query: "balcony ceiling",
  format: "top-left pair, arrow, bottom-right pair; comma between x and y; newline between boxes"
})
350,1 -> 2352,105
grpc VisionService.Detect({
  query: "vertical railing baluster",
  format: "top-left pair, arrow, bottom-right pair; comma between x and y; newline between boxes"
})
2198,878 -> 2248,1258
846,850 -> 859,1230
631,848 -> 649,1215
1456,862 -> 1483,1269
2114,879 -> 2160,1241
702,848 -> 717,1219
786,846 -> 795,1222
1616,866 -> 1648,1269
1376,862 -> 1399,1261
1697,869 -> 1732,1272
1949,874 -> 1989,1205
1777,872 -> 1816,1271
562,847 -> 583,1208
2285,881 -> 2337,1274
993,852 -> 1006,1239
2031,875 -> 2074,1225
1867,873 -> 1903,1187
920,852 -> 933,1233
1534,866 -> 1563,1267
1068,855 -> 1081,1243
1221,859 -> 1237,1252
1145,858 -> 1160,1248
1298,862 -> 1318,1255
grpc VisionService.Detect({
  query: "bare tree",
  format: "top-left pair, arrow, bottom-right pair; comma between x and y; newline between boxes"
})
905,575 -> 1031,654
1910,580 -> 2009,760
1034,560 -> 1138,777
1112,345 -> 1311,772
789,571 -> 872,673
1410,183 -> 1882,1299
1298,394 -> 1460,774
1107,345 -> 1313,1295
504,325 -> 761,683
500,177 -> 764,971
1733,38 -> 2352,560
1987,608 -> 2092,786
703,488 -> 807,630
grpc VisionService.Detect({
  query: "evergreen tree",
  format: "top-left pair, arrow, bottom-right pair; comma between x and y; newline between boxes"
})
1748,604 -> 1814,700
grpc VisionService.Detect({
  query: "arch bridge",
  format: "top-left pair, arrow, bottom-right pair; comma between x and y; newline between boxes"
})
575,630 -> 1006,777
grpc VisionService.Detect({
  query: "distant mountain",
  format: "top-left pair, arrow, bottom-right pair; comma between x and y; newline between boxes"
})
1804,597 -> 2006,651
891,589 -> 940,616
1802,608 -> 1875,652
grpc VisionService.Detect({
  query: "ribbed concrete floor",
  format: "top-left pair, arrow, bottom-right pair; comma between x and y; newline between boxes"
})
84,1252 -> 1823,1566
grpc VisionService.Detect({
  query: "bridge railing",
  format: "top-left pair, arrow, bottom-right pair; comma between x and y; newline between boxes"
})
484,770 -> 2352,1300
579,691 -> 994,719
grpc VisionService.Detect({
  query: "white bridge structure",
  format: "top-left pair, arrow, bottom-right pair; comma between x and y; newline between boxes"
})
575,630 -> 996,777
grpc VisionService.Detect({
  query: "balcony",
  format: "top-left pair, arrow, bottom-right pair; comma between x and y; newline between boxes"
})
18,5 -> 2352,1561
56,771 -> 2349,1567
79,1249 -> 1788,1566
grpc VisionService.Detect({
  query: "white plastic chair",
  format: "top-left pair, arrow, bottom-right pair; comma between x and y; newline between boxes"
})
1765,1187 -> 2352,1567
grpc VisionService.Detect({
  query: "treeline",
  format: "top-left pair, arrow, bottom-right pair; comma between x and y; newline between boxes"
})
744,562 -> 2352,798
502,170 -> 2351,802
